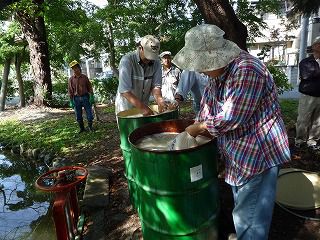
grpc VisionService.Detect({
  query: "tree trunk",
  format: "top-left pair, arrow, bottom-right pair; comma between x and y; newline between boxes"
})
105,22 -> 119,78
16,4 -> 52,107
0,58 -> 11,111
193,0 -> 248,51
15,53 -> 25,107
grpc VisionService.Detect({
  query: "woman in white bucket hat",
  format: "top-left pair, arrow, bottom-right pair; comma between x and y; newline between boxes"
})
173,24 -> 291,240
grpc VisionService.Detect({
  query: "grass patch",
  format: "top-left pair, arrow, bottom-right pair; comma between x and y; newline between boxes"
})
279,99 -> 298,128
178,101 -> 193,114
0,115 -> 117,155
103,104 -> 115,114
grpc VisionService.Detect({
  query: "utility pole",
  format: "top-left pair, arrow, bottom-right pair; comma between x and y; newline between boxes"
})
297,15 -> 309,84
299,16 -> 309,63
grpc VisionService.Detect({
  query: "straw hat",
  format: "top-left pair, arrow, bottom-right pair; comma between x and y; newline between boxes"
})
69,60 -> 79,68
172,24 -> 241,72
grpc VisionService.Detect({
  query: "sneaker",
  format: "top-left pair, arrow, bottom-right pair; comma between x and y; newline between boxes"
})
307,139 -> 318,147
228,233 -> 237,240
295,139 -> 306,149
308,144 -> 320,151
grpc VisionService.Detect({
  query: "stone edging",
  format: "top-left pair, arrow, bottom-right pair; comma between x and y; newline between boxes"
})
0,142 -> 70,168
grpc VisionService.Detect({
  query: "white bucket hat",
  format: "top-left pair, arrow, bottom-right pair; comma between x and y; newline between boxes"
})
140,35 -> 160,60
172,24 -> 241,72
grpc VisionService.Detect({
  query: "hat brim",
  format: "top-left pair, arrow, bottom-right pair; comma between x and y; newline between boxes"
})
144,51 -> 159,61
172,40 -> 241,72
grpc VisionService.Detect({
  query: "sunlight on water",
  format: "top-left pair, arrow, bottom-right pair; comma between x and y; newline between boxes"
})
0,153 -> 56,240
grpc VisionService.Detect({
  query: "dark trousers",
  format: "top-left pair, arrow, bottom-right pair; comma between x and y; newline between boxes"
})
74,95 -> 94,122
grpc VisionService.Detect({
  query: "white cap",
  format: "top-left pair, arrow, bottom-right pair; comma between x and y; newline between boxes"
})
160,51 -> 172,58
312,36 -> 320,45
140,35 -> 160,60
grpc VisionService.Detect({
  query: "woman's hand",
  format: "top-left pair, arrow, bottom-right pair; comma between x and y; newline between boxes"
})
141,105 -> 154,116
158,101 -> 168,113
185,122 -> 207,137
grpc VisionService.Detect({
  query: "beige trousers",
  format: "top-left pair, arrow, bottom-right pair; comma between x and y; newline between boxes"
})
295,94 -> 320,146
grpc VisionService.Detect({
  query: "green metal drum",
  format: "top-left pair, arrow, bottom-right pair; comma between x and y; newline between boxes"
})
116,105 -> 179,208
128,119 -> 219,240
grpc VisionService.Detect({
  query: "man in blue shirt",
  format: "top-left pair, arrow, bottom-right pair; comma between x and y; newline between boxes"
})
174,70 -> 209,114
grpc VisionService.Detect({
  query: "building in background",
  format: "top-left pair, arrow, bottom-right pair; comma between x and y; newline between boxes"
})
66,53 -> 112,80
247,1 -> 320,89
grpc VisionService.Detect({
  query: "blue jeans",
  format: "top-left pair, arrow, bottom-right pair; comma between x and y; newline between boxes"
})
74,95 -> 94,122
231,166 -> 279,240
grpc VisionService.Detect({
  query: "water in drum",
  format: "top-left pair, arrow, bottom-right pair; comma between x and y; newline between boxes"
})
136,132 -> 179,150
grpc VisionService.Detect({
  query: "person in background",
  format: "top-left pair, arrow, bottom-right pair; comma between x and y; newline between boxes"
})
174,70 -> 209,115
173,24 -> 291,240
295,36 -> 320,151
115,35 -> 167,116
160,51 -> 181,101
68,60 -> 95,133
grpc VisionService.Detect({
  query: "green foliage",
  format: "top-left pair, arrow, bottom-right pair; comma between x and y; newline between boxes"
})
3,0 -> 104,68
49,70 -> 69,106
24,80 -> 35,102
91,77 -> 118,104
178,101 -> 193,114
236,0 -> 268,42
289,0 -> 320,16
257,45 -> 272,61
266,62 -> 293,95
0,21 -> 25,62
102,104 -> 115,114
95,0 -> 202,64
44,0 -> 104,67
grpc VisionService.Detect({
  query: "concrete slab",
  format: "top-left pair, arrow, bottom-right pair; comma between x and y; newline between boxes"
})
82,165 -> 111,208
82,165 -> 112,240
82,209 -> 106,240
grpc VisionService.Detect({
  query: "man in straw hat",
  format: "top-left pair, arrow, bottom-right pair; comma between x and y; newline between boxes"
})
173,24 -> 291,240
68,60 -> 95,133
115,35 -> 167,115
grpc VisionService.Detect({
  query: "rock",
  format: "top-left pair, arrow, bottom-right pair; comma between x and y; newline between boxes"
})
11,145 -> 20,154
44,153 -> 54,164
51,157 -> 71,169
32,148 -> 41,159
20,144 -> 25,156
38,150 -> 47,161
26,149 -> 33,158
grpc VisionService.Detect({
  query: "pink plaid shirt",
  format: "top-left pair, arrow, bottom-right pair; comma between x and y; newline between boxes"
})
196,51 -> 291,186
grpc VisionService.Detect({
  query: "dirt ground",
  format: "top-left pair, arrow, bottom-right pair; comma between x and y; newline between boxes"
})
1,104 -> 320,240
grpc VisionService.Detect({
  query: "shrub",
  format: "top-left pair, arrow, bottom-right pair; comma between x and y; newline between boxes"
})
92,77 -> 118,104
266,62 -> 293,95
49,71 -> 69,107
